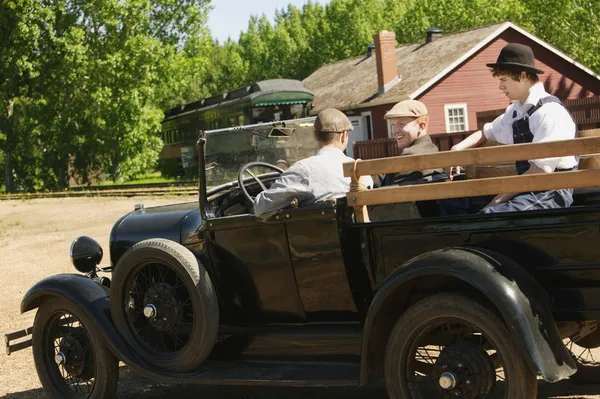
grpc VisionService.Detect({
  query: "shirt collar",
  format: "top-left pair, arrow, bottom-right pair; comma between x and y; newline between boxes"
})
515,82 -> 546,108
411,134 -> 433,146
316,146 -> 345,156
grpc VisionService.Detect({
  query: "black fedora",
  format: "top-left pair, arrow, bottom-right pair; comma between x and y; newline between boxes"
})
486,43 -> 544,74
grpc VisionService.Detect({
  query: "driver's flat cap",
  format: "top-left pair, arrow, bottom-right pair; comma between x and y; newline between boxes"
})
314,108 -> 353,133
384,99 -> 428,120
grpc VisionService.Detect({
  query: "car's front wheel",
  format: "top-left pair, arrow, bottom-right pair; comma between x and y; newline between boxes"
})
32,297 -> 119,399
384,293 -> 537,399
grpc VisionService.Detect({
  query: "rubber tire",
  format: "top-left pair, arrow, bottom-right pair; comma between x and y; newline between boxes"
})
573,323 -> 600,348
384,293 -> 538,399
111,238 -> 218,372
568,324 -> 600,384
32,297 -> 119,399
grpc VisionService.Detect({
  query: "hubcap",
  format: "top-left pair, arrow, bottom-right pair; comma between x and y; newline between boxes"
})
144,304 -> 157,319
434,342 -> 496,396
439,372 -> 457,390
55,352 -> 66,366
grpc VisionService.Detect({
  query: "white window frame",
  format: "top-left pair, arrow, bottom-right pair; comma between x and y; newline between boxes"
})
361,111 -> 374,140
386,109 -> 394,138
444,103 -> 469,133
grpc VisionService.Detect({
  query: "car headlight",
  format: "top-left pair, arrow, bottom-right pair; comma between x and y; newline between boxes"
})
70,236 -> 103,273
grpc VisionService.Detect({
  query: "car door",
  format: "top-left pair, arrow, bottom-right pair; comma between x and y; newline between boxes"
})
282,204 -> 363,321
207,213 -> 307,324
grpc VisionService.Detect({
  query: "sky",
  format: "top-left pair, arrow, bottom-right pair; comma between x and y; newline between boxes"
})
207,0 -> 332,44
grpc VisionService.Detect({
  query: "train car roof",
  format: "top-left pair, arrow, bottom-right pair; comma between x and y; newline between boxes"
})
162,79 -> 314,121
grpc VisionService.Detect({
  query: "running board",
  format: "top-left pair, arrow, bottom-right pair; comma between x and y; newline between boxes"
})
170,361 -> 360,387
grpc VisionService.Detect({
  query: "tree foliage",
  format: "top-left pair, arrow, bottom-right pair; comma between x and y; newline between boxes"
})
0,0 -> 213,190
208,0 -> 600,90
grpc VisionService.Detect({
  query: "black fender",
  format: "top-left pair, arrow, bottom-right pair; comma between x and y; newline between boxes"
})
21,273 -> 203,383
360,247 -> 577,385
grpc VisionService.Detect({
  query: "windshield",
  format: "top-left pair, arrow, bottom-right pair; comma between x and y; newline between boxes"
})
204,120 -> 318,189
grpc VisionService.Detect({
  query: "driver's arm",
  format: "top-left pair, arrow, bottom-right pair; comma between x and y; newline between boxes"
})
253,163 -> 310,218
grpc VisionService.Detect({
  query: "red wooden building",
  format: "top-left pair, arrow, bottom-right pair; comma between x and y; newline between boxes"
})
302,21 -> 600,158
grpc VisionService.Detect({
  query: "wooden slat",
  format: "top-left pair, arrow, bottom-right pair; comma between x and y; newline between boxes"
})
343,135 -> 600,177
346,169 -> 600,207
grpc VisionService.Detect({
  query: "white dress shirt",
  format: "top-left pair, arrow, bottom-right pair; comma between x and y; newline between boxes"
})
253,146 -> 373,218
483,82 -> 578,173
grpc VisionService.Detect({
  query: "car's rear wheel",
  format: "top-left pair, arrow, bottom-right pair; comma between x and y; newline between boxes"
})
111,238 -> 218,372
565,329 -> 600,384
572,322 -> 600,348
384,293 -> 537,399
32,297 -> 119,399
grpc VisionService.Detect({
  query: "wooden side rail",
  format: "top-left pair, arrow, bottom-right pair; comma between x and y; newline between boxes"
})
348,169 -> 600,206
343,136 -> 600,177
343,132 -> 600,221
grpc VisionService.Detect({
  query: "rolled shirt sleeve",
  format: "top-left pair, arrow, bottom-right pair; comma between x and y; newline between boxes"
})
529,103 -> 577,172
253,163 -> 310,218
483,112 -> 510,142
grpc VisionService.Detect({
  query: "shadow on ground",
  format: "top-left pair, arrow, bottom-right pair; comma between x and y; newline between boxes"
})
3,366 -> 600,398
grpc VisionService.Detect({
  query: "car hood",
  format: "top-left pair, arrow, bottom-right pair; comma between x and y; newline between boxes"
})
109,201 -> 202,266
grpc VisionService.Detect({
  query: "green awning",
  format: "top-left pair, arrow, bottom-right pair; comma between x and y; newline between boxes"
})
251,91 -> 313,107
254,100 -> 309,107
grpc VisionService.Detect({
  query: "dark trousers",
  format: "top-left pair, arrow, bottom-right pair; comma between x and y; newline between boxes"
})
480,189 -> 573,213
439,189 -> 573,215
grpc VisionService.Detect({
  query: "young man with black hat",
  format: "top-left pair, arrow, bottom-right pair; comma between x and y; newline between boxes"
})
253,108 -> 373,218
448,43 -> 578,213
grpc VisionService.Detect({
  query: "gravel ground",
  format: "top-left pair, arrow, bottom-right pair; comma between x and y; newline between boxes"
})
1,197 -> 599,398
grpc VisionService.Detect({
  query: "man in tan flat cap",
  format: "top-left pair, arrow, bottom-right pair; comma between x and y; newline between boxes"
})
253,108 -> 373,218
373,99 -> 445,187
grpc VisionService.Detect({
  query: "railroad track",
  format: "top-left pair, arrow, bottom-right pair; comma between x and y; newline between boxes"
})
0,185 -> 199,200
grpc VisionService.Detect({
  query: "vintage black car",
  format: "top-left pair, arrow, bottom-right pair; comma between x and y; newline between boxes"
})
5,117 -> 600,399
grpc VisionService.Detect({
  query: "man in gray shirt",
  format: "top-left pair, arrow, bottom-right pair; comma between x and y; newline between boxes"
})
253,108 -> 373,218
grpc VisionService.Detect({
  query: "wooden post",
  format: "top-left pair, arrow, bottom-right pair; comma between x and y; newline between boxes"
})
349,160 -> 370,223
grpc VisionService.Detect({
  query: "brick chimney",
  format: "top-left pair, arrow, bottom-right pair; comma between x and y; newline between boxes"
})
373,31 -> 399,95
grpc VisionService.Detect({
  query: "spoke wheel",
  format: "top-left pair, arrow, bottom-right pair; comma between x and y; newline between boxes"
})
565,337 -> 600,383
126,262 -> 194,355
32,298 -> 118,399
111,238 -> 218,372
385,293 -> 537,399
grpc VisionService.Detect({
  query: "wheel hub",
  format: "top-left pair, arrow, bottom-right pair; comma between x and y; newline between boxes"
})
438,372 -> 457,390
144,283 -> 180,331
434,342 -> 496,397
55,352 -> 66,366
59,335 -> 87,377
144,304 -> 157,319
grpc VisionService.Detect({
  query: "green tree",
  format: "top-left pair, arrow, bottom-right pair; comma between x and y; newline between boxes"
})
37,0 -> 213,185
0,0 -> 51,192
521,0 -> 600,74
239,14 -> 277,83
200,39 -> 249,96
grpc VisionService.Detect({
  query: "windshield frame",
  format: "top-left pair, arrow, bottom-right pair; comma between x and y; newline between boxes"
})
196,116 -> 317,223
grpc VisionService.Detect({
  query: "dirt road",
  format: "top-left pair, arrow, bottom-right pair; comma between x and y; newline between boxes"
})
1,197 -> 599,398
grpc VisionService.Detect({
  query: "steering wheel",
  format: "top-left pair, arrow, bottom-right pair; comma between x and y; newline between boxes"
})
237,162 -> 285,203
